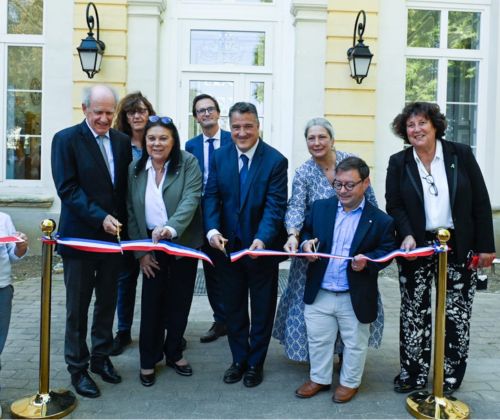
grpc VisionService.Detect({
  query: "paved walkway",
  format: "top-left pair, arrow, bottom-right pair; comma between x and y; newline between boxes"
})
1,265 -> 500,419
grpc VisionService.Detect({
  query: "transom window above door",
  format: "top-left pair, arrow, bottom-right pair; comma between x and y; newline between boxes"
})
190,30 -> 265,66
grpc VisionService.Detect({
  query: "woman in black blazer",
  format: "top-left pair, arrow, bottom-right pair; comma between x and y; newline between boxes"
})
385,102 -> 495,395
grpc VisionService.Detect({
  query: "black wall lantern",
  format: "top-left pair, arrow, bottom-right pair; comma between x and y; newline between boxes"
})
347,10 -> 373,84
77,2 -> 106,79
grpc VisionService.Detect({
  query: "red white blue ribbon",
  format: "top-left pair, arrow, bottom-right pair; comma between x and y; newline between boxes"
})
230,245 -> 446,263
51,237 -> 213,265
0,235 -> 24,244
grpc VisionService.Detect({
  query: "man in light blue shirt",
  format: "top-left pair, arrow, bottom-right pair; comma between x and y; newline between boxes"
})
295,157 -> 395,404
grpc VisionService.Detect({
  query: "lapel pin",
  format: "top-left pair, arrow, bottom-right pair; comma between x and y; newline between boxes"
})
451,164 -> 455,169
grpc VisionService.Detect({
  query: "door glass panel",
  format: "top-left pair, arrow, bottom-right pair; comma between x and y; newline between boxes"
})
446,60 -> 479,148
407,9 -> 440,48
448,11 -> 480,50
8,0 -> 43,34
405,58 -> 438,102
188,80 -> 234,138
6,46 -> 43,180
190,30 -> 265,66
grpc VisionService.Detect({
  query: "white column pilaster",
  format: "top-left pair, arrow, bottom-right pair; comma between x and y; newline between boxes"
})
127,0 -> 166,109
290,1 -> 328,171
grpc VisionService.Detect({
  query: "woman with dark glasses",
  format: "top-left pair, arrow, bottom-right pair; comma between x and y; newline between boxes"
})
127,116 -> 203,386
386,101 -> 496,395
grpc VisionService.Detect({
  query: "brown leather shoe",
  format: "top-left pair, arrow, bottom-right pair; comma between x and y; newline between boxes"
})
295,380 -> 330,398
332,384 -> 358,403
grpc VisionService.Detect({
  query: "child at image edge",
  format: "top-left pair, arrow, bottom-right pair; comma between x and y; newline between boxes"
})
0,212 -> 28,417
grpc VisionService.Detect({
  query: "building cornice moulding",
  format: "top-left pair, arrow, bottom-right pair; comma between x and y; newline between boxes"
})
128,0 -> 166,17
291,1 -> 327,24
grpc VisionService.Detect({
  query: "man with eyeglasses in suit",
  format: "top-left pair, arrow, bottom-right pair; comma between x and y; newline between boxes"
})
295,157 -> 395,403
185,94 -> 232,344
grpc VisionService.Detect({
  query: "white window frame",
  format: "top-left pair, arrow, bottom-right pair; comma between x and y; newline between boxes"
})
406,2 -> 490,161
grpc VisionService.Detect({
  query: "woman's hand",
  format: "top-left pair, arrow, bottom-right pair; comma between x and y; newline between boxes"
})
400,235 -> 417,261
152,226 -> 173,244
140,253 -> 160,278
477,252 -> 496,268
284,234 -> 299,253
303,238 -> 319,262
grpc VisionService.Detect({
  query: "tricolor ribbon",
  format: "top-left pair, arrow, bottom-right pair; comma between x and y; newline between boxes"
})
46,237 -> 213,265
0,235 -> 24,244
230,244 -> 447,263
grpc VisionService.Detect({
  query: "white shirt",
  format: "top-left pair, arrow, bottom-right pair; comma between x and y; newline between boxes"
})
144,158 -> 177,238
86,120 -> 115,184
206,139 -> 260,243
413,140 -> 454,231
202,129 -> 222,187
0,212 -> 25,288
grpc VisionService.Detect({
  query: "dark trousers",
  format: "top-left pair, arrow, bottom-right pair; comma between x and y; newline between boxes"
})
217,254 -> 279,367
63,255 -> 120,374
397,253 -> 477,389
202,241 -> 225,324
116,252 -> 140,332
139,253 -> 197,369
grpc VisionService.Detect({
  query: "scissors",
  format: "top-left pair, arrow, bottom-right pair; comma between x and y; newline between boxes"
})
116,223 -> 123,255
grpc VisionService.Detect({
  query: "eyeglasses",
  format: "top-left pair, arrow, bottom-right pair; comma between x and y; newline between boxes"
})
422,174 -> 438,196
332,179 -> 363,191
126,108 -> 148,117
195,106 -> 216,116
148,115 -> 173,124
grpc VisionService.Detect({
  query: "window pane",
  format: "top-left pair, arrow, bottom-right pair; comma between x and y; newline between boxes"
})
445,104 -> 477,149
8,46 -> 43,90
8,0 -> 43,34
448,11 -> 480,50
190,30 -> 265,66
447,60 -> 478,103
405,58 -> 438,102
188,81 -> 234,138
6,46 -> 43,180
407,9 -> 440,48
446,60 -> 478,149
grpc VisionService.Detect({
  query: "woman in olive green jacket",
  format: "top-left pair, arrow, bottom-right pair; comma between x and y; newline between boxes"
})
127,116 -> 203,387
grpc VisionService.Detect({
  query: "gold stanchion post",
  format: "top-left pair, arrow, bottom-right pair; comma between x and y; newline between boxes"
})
10,220 -> 77,419
406,229 -> 470,419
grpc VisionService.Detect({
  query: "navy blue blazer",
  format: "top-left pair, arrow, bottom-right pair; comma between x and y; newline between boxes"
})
302,197 -> 396,324
51,120 -> 132,257
185,129 -> 232,175
203,140 -> 288,255
386,139 -> 495,263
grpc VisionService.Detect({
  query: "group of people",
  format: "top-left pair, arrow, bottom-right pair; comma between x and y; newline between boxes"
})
0,84 -> 495,408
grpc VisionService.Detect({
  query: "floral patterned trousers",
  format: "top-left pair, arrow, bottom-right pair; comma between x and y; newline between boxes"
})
397,255 -> 477,389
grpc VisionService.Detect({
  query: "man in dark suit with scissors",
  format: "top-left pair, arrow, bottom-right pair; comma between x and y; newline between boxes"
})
51,85 -> 131,398
204,102 -> 288,387
185,94 -> 232,344
295,157 -> 395,403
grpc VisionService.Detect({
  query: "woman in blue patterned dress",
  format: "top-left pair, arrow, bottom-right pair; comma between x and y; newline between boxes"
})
272,117 -> 384,362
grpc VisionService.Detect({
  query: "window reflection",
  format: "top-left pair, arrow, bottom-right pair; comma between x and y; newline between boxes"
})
6,46 -> 43,180
407,9 -> 440,48
405,58 -> 438,102
446,60 -> 479,148
190,30 -> 265,66
8,0 -> 43,35
448,11 -> 480,50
